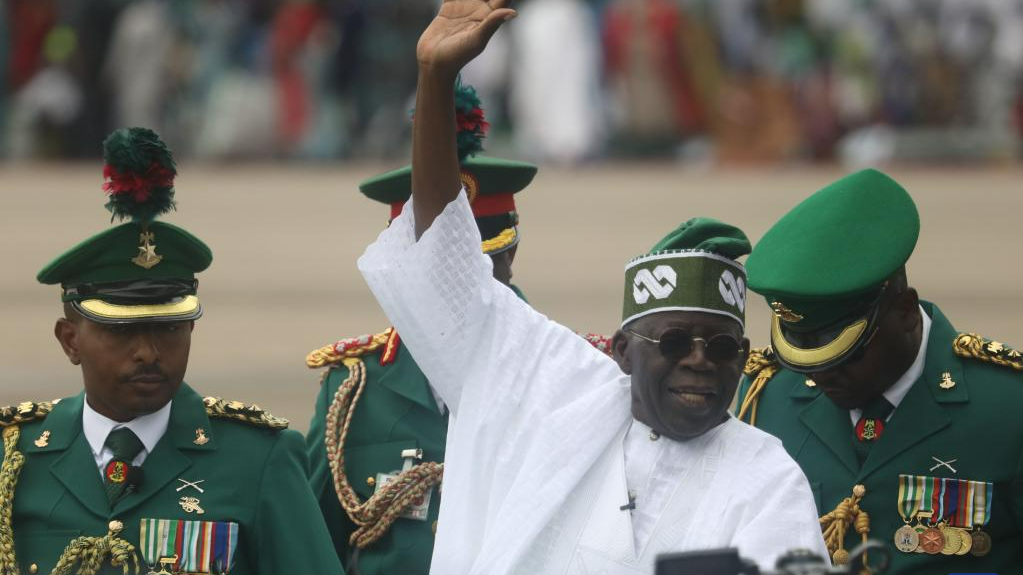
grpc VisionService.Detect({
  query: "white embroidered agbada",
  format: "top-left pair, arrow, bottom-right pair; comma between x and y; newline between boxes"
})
358,192 -> 828,575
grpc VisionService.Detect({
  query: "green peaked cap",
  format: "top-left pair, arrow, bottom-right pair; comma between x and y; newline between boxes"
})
37,127 -> 212,324
359,80 -> 537,255
745,168 -> 920,372
623,218 -> 751,328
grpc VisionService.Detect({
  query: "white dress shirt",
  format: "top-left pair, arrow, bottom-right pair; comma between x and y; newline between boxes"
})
848,306 -> 932,425
82,398 -> 172,477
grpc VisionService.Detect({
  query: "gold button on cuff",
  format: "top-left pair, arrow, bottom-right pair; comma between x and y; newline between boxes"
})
366,477 -> 376,487
29,564 -> 38,574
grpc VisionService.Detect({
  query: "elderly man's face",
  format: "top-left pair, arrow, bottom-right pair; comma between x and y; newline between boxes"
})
613,311 -> 749,441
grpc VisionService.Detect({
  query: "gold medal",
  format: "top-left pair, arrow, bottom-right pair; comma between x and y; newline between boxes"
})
970,529 -> 992,556
939,524 -> 961,555
918,526 -> 945,554
893,524 -> 919,553
955,528 -> 973,556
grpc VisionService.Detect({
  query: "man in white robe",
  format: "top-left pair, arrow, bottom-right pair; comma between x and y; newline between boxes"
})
357,2 -> 829,573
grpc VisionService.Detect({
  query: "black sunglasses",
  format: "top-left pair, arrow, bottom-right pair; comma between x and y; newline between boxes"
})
625,328 -> 744,364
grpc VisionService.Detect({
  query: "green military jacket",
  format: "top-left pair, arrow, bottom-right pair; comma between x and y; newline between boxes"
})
3,383 -> 343,575
307,328 -> 447,575
735,302 -> 1023,574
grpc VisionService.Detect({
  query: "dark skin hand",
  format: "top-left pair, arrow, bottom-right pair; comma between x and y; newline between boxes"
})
808,284 -> 923,410
613,311 -> 750,441
55,307 -> 193,422
412,0 -> 516,239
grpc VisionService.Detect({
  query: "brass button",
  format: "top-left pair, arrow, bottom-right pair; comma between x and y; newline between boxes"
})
366,477 -> 376,487
804,379 -> 817,388
108,520 -> 123,532
29,564 -> 38,574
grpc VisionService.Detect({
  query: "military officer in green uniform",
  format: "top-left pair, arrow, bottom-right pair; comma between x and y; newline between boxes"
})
1,127 -> 344,575
734,169 -> 1023,574
304,83 -> 611,575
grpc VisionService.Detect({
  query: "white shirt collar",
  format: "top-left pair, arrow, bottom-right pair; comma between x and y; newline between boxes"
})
849,305 -> 931,423
82,398 -> 173,459
884,305 -> 931,409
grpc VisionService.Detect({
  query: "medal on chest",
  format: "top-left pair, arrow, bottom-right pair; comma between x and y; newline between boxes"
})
894,474 -> 993,556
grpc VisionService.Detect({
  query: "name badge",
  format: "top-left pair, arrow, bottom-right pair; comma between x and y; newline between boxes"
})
374,472 -> 432,521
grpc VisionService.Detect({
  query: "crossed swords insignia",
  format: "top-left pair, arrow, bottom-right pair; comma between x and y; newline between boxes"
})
176,478 -> 205,493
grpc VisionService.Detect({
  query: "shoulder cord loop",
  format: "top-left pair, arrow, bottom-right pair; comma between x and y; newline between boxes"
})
324,359 -> 444,549
736,350 -> 779,426
1,426 -> 140,575
819,484 -> 870,567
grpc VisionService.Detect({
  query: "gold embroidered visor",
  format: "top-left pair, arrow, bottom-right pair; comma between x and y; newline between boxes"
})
75,295 -> 202,324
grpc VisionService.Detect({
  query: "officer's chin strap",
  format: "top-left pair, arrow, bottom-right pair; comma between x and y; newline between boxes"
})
0,426 -> 140,575
819,484 -> 871,568
325,358 -> 444,549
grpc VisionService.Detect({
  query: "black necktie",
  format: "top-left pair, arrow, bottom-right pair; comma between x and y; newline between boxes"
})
104,427 -> 144,505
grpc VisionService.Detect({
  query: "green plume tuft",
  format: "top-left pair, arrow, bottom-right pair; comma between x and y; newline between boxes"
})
102,127 -> 177,223
453,78 -> 489,162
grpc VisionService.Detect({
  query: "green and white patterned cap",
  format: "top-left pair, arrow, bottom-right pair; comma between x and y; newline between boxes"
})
621,218 -> 751,328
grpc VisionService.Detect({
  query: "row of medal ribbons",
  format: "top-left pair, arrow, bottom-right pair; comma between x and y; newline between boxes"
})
893,474 -> 993,556
139,519 -> 239,574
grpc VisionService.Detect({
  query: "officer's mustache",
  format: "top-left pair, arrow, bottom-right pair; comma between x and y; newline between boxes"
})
124,364 -> 168,382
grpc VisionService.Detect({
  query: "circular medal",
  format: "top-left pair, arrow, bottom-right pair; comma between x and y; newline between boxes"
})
913,525 -> 927,553
893,524 -> 920,553
940,526 -> 962,555
970,529 -> 992,557
955,529 -> 973,556
919,526 -> 945,554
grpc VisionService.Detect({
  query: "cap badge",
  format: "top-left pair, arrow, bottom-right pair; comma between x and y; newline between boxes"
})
459,170 -> 480,204
132,230 -> 163,270
770,301 -> 804,323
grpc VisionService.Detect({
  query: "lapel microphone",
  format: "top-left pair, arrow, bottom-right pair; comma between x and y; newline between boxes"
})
126,466 -> 145,493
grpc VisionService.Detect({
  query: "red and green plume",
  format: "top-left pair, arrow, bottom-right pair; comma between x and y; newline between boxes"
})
454,79 -> 489,162
101,127 -> 177,223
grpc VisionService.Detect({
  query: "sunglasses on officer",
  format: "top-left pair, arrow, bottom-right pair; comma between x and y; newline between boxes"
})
624,328 -> 745,364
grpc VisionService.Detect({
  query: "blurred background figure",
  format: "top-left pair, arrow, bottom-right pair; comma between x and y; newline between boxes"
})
1,0 -> 1022,164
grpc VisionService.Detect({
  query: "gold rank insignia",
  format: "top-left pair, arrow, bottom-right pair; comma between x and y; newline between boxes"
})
193,428 -> 210,445
34,430 -> 50,447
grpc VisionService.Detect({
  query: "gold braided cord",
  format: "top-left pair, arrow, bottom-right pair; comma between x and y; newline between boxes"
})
1,425 -> 141,575
49,525 -> 140,575
306,330 -> 393,369
0,426 -> 25,574
819,484 -> 870,566
203,397 -> 289,430
737,348 -> 779,426
953,333 -> 1023,371
324,359 -> 444,549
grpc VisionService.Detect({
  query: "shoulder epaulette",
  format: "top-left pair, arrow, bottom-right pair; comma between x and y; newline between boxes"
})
306,328 -> 396,369
953,333 -> 1023,372
743,347 -> 780,378
582,333 -> 613,356
203,397 -> 289,430
0,400 -> 57,428
737,347 -> 780,425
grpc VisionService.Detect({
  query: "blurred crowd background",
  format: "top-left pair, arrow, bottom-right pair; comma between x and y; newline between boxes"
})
4,0 -> 1023,165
